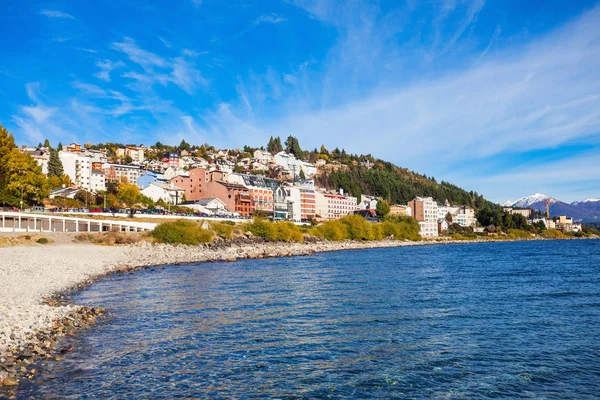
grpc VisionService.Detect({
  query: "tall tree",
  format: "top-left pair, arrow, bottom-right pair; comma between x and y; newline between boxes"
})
47,149 -> 64,177
285,136 -> 302,157
57,142 -> 63,151
179,139 -> 191,152
376,199 -> 390,218
43,138 -> 51,148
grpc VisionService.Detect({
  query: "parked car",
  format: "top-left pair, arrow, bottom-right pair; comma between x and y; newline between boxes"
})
89,208 -> 103,213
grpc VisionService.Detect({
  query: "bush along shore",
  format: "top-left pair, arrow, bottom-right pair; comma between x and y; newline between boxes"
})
1,218 -> 598,393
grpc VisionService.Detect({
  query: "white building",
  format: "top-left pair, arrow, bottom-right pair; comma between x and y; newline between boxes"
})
358,195 -> 379,210
284,185 -> 302,222
141,182 -> 185,205
454,206 -> 477,227
274,152 -> 317,178
323,189 -> 359,220
253,149 -> 274,164
60,151 -> 93,190
409,197 -> 439,237
89,170 -> 106,192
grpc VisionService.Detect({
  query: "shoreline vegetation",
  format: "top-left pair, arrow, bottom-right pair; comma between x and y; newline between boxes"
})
1,220 -> 598,394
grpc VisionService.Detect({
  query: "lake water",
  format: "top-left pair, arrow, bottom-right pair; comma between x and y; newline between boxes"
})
18,240 -> 600,399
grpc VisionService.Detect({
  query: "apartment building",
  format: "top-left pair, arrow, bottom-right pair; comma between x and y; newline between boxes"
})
204,181 -> 254,217
409,197 -> 439,237
102,163 -> 144,186
168,167 -> 208,202
323,189 -> 358,220
60,151 -> 93,190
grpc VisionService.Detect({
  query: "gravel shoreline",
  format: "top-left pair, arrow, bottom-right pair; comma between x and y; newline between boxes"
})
0,236 -> 593,391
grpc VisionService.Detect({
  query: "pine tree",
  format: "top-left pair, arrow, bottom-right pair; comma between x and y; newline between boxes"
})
267,136 -> 275,153
274,137 -> 283,152
285,136 -> 302,158
47,149 -> 64,178
43,139 -> 51,148
57,142 -> 63,151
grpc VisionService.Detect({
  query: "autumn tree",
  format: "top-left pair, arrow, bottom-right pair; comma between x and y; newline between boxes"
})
0,124 -> 49,207
376,199 -> 390,218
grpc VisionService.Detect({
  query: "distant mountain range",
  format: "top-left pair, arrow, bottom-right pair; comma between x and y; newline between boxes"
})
502,194 -> 600,222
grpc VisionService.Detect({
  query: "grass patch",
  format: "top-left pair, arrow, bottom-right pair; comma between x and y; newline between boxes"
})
74,231 -> 148,245
242,219 -> 304,242
507,229 -> 533,239
540,229 -> 567,239
151,220 -> 213,245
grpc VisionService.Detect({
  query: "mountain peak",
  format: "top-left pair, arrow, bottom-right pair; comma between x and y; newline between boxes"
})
503,193 -> 553,208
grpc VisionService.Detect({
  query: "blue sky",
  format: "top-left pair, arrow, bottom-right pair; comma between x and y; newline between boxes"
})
1,0 -> 599,203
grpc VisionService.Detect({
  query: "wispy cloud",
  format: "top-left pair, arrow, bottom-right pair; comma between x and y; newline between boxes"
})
112,37 -> 207,94
191,0 -> 202,7
40,10 -> 75,20
253,13 -> 287,26
199,4 -> 600,201
444,0 -> 486,51
94,59 -> 125,82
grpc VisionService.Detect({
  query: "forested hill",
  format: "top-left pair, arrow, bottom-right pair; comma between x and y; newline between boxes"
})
263,135 -> 492,209
314,162 -> 488,208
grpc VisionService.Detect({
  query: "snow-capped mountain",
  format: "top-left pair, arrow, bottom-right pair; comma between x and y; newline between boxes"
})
503,194 -> 600,222
572,198 -> 600,205
502,193 -> 554,208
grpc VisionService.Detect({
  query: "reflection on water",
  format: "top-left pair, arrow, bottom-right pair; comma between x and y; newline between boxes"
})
19,240 -> 600,399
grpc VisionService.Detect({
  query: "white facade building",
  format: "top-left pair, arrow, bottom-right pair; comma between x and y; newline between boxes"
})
324,189 -> 359,220
60,151 -> 93,190
141,182 -> 185,205
410,197 -> 439,238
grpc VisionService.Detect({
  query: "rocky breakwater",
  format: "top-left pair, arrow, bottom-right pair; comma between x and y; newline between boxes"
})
119,236 -> 416,269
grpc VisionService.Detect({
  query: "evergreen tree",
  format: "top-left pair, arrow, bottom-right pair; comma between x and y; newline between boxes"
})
57,142 -> 63,151
179,139 -> 191,152
267,136 -> 275,153
285,136 -> 303,157
320,144 -> 328,154
43,139 -> 51,148
47,149 -> 64,178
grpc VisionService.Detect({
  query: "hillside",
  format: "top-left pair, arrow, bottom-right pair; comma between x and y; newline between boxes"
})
314,161 -> 487,208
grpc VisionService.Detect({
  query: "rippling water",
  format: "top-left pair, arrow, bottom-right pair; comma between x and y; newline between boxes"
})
19,240 -> 600,399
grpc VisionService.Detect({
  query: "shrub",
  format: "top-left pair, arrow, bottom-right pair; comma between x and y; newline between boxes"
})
540,229 -> 567,239
273,222 -> 304,242
36,237 -> 49,244
246,218 -> 277,239
211,222 -> 235,238
151,220 -> 213,245
507,229 -> 532,239
339,214 -> 373,240
314,220 -> 348,241
24,235 -> 32,240
244,219 -> 303,242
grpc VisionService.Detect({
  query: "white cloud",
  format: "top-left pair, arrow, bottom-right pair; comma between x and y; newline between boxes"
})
253,14 -> 287,26
94,59 -> 125,82
40,10 -> 75,20
112,37 -> 207,94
